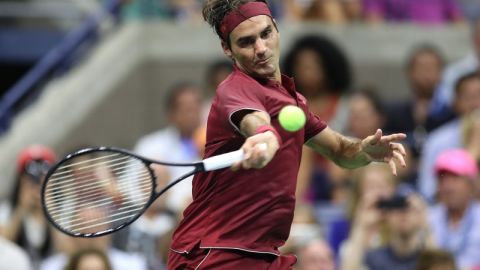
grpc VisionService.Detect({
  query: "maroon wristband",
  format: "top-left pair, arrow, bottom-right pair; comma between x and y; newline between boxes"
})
255,125 -> 282,145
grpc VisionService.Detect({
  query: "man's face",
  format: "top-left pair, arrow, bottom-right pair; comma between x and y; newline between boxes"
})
223,15 -> 280,80
408,51 -> 443,98
169,88 -> 202,137
454,77 -> 480,115
438,172 -> 473,210
299,240 -> 335,270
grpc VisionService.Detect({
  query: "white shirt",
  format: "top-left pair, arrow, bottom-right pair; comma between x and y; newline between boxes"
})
0,237 -> 32,270
429,202 -> 480,269
133,127 -> 200,212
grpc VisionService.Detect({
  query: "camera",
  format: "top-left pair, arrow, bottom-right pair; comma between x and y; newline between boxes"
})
376,195 -> 408,210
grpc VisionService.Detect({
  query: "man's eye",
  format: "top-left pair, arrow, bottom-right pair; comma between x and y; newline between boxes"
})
261,30 -> 271,39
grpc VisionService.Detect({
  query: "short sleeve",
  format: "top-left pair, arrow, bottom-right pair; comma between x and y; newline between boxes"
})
217,80 -> 267,128
304,110 -> 327,142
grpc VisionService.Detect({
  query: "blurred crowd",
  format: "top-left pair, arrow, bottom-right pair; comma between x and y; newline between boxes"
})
2,1 -> 480,270
120,0 -> 480,25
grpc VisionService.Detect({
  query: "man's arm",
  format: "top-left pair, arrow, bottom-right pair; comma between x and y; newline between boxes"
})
231,111 -> 281,170
306,127 -> 407,175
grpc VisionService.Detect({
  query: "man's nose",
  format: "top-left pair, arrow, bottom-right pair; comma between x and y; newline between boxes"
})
255,39 -> 267,55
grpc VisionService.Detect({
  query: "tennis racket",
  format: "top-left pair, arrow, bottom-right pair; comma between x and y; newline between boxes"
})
41,145 -> 252,237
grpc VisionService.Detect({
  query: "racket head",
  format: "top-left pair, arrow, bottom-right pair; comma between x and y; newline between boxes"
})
41,147 -> 156,237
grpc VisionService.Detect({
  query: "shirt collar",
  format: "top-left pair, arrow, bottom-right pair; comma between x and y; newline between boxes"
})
232,64 -> 296,93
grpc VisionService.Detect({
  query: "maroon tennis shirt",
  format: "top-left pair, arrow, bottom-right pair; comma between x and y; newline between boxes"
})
170,65 -> 326,256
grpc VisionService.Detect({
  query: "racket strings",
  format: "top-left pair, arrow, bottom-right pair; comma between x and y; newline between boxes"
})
47,154 -> 134,187
44,152 -> 156,235
45,170 -> 151,205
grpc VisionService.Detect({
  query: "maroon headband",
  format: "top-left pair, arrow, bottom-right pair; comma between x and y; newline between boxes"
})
219,2 -> 272,41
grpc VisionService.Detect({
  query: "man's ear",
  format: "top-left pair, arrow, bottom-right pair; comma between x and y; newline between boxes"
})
221,40 -> 233,60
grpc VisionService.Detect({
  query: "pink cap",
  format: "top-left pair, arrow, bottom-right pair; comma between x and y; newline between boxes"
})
16,145 -> 56,173
435,149 -> 478,180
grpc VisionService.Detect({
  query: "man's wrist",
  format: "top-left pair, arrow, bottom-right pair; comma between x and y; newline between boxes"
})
255,125 -> 282,146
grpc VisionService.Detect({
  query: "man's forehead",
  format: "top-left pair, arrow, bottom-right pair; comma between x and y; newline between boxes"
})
230,15 -> 273,39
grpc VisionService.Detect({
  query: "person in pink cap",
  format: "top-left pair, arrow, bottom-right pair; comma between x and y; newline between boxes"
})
428,148 -> 480,269
0,145 -> 57,268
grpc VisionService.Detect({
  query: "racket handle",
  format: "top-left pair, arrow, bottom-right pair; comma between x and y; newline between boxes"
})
202,143 -> 267,171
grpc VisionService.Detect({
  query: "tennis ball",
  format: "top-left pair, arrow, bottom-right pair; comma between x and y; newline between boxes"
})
278,105 -> 306,132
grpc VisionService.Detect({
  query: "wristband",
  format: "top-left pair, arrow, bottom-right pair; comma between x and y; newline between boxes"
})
255,125 -> 282,145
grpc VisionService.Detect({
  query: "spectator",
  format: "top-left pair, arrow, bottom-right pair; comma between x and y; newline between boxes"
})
40,231 -> 147,270
419,72 -> 480,201
281,0 -> 362,23
458,0 -> 480,22
428,149 -> 480,269
0,236 -> 32,270
337,163 -> 397,270
283,34 -> 352,203
364,190 -> 435,270
0,145 -> 56,267
133,82 -> 203,213
202,59 -> 234,121
364,0 -> 463,25
384,44 -> 446,158
309,89 -> 388,212
64,248 -> 112,270
169,0 -> 203,23
283,34 -> 352,131
296,238 -> 336,270
431,17 -> 480,120
415,249 -> 456,270
121,0 -> 172,20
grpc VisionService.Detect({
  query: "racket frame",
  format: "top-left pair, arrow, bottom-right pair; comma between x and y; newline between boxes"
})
41,146 -> 204,237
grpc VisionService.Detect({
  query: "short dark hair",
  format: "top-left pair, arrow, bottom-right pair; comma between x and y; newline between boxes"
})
405,43 -> 445,71
164,82 -> 201,113
454,71 -> 480,97
202,0 -> 268,42
282,34 -> 352,94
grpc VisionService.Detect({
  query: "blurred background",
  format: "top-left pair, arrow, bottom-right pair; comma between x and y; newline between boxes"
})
0,0 -> 480,270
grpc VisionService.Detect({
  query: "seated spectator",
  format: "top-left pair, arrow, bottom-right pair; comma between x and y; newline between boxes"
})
364,0 -> 463,25
296,238 -> 336,270
0,236 -> 32,270
430,17 -> 480,119
419,71 -> 480,201
364,189 -> 435,270
337,163 -> 397,269
281,0 -> 362,23
121,0 -> 172,20
41,228 -> 147,270
0,145 -> 57,268
133,82 -> 203,213
384,44 -> 446,158
283,34 -> 352,203
415,249 -> 456,270
428,149 -> 480,269
64,248 -> 112,270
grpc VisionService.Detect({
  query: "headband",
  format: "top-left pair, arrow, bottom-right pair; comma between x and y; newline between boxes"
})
219,2 -> 272,41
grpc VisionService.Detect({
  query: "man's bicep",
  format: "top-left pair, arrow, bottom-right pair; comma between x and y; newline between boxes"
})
305,126 -> 342,160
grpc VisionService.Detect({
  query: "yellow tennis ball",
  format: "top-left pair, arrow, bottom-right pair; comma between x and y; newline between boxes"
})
278,105 -> 306,132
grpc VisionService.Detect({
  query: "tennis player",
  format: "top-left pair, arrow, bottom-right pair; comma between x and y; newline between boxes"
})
168,1 -> 407,269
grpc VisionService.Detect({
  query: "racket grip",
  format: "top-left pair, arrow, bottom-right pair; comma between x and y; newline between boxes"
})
202,143 -> 267,171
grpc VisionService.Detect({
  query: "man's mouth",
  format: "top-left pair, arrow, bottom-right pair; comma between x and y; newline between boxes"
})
255,57 -> 271,65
